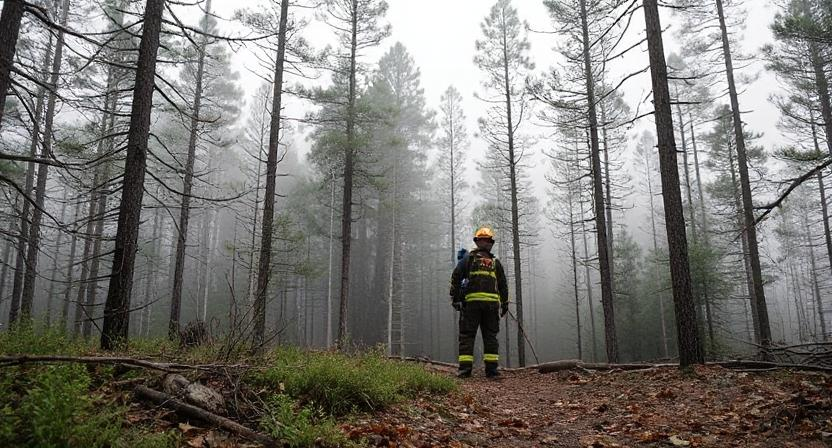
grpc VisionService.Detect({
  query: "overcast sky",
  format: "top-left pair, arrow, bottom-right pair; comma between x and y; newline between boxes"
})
204,0 -> 785,252
208,1 -> 782,158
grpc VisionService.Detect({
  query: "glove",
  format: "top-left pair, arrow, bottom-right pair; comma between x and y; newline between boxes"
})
452,301 -> 464,312
500,302 -> 509,317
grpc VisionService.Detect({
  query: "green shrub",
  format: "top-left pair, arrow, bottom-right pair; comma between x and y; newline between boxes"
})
261,394 -> 355,447
0,364 -> 121,448
0,404 -> 15,443
251,348 -> 456,416
0,362 -> 175,448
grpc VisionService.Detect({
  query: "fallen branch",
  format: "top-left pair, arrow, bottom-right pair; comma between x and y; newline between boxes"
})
134,385 -> 277,447
393,356 -> 458,370
0,355 -> 253,372
507,308 -> 541,366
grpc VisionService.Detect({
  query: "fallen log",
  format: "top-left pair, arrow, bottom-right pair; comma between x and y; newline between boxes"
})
134,385 -> 277,447
394,356 -> 539,372
538,360 -> 671,373
714,360 -> 832,373
537,359 -> 832,374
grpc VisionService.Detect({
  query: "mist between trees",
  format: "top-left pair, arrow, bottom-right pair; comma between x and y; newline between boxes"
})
0,0 -> 831,367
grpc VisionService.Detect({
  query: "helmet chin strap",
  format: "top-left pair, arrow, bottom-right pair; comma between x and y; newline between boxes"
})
475,240 -> 494,251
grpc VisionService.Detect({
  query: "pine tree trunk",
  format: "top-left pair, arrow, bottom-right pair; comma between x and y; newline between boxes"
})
390,161 -> 403,357
82,158 -> 112,339
643,0 -> 703,367
100,0 -> 165,350
809,44 -> 832,157
818,171 -> 832,337
387,169 -> 397,356
83,85 -> 118,339
805,215 -> 827,340
247,99 -> 267,309
60,199 -> 80,330
0,220 -> 14,320
580,0 -> 616,363
727,124 -> 761,342
449,110 -> 457,264
675,100 -> 697,238
804,110 -> 832,341
326,172 -> 335,348
73,200 -> 96,336
789,261 -> 807,341
502,35 -> 526,367
8,34 -> 54,325
253,0 -> 289,346
169,0 -> 212,338
578,163 -> 598,363
396,226 -> 404,357
600,101 -> 615,308
687,113 -> 715,350
568,177 -> 582,360
675,102 -> 712,354
149,206 -> 165,337
45,189 -> 69,326
20,0 -> 71,321
337,0 -> 359,349
0,0 -> 24,127
201,207 -> 216,322
644,144 -> 669,358
807,23 -> 832,340
74,64 -> 117,336
139,204 -> 161,336
689,114 -> 708,233
715,0 -> 772,349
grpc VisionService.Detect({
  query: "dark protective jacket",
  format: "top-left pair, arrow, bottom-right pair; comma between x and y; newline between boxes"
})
449,248 -> 509,304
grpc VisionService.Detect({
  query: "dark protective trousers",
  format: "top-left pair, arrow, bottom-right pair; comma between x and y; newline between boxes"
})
458,301 -> 500,368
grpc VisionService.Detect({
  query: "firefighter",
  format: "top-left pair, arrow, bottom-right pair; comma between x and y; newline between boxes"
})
450,227 -> 509,378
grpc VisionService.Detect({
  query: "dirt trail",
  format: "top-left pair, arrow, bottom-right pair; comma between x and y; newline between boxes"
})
344,365 -> 832,447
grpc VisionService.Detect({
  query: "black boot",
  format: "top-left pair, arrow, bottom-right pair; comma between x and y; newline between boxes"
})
457,363 -> 473,378
485,362 -> 500,378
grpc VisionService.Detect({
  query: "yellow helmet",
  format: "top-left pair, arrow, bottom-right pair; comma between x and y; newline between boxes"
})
474,227 -> 495,241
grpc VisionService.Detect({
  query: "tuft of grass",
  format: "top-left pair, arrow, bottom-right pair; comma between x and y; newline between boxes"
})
124,337 -> 179,357
115,429 -> 180,448
251,347 -> 456,416
260,394 -> 356,447
125,335 -> 255,364
0,323 -> 90,356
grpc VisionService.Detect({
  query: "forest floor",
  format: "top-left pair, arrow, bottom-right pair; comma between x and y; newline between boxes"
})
3,326 -> 832,448
345,364 -> 832,447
